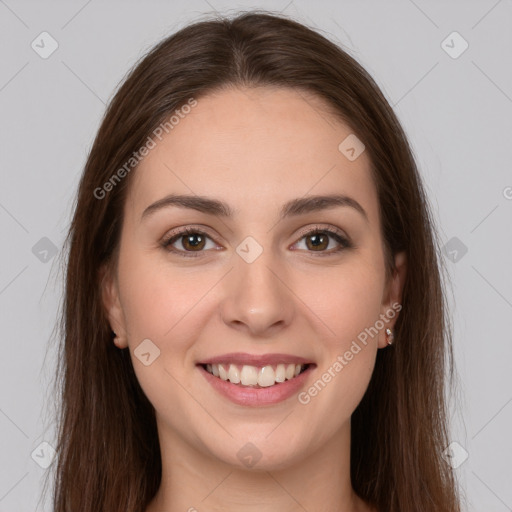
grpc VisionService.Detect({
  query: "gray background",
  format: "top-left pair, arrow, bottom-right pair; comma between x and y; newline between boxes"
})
1,0 -> 511,510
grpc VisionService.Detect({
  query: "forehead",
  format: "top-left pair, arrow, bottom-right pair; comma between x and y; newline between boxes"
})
127,86 -> 378,225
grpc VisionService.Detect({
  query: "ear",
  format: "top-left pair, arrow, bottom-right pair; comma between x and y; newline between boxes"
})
99,263 -> 128,349
378,251 -> 407,349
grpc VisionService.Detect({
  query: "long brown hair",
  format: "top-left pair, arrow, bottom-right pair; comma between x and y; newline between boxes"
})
46,10 -> 462,511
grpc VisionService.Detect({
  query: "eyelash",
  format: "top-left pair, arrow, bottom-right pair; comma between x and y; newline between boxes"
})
161,225 -> 353,258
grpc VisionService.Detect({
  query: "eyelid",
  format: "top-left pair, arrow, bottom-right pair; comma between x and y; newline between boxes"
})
293,224 -> 350,244
162,224 -> 220,242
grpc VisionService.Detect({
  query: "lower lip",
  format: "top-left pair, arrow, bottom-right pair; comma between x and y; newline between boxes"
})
197,364 -> 315,406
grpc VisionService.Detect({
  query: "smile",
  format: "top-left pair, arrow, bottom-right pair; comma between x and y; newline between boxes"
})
196,353 -> 316,406
202,363 -> 310,388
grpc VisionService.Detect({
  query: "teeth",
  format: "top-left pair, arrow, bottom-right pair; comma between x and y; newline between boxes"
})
285,364 -> 295,380
205,362 -> 307,387
218,364 -> 228,380
257,366 -> 275,387
240,365 -> 258,385
228,364 -> 240,384
275,364 -> 286,383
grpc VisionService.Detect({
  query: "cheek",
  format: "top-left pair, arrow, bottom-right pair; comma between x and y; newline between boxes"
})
296,253 -> 384,412
319,276 -> 381,380
296,278 -> 381,446
117,245 -> 204,342
305,258 -> 385,346
116,246 -> 224,396
115,250 -> 202,410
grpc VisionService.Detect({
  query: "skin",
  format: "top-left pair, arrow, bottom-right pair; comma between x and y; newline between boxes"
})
102,86 -> 407,512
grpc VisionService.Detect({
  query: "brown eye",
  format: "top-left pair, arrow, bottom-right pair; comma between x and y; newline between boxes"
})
180,232 -> 206,251
293,227 -> 353,256
162,228 -> 218,257
305,232 -> 329,251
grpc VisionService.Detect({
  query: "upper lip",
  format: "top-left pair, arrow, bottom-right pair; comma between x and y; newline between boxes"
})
197,352 -> 315,367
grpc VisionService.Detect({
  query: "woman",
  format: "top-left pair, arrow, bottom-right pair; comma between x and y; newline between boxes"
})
49,10 -> 461,512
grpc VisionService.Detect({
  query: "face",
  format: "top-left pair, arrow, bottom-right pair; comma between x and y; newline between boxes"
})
102,86 -> 406,470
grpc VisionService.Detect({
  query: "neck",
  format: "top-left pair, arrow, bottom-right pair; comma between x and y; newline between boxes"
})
146,418 -> 372,512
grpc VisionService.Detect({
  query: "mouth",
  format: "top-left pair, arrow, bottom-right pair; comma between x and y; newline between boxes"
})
199,362 -> 312,388
196,352 -> 317,405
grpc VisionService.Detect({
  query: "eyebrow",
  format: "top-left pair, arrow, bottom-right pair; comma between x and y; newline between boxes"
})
141,193 -> 369,223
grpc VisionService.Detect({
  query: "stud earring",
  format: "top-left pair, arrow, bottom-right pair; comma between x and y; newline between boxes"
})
385,328 -> 394,346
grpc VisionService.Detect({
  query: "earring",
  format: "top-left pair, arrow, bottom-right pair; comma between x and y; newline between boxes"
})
385,328 -> 394,346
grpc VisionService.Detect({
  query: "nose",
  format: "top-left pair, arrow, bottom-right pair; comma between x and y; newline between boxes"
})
220,248 -> 295,338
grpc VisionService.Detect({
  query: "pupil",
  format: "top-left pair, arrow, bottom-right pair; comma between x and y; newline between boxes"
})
309,233 -> 327,250
185,234 -> 203,249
